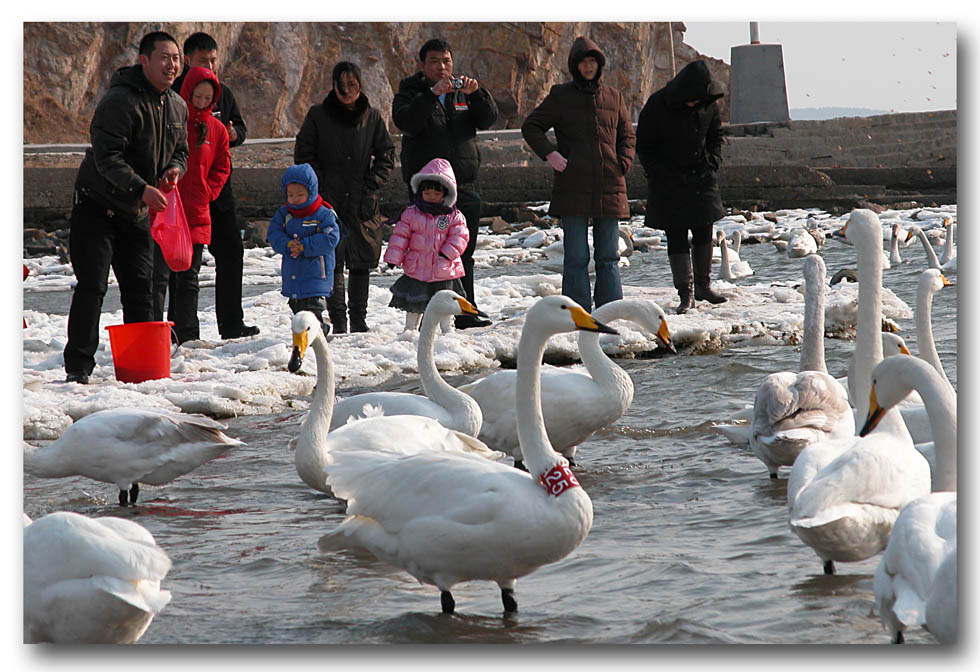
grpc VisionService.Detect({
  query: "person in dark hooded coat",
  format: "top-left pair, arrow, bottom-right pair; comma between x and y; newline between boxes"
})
521,36 -> 635,312
636,59 -> 727,314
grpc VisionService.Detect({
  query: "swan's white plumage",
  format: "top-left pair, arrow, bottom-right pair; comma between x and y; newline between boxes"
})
287,311 -> 502,496
750,255 -> 854,476
22,409 -> 242,497
717,231 -> 753,280
329,291 -> 483,436
788,210 -> 929,571
460,298 -> 672,463
23,511 -> 171,643
862,356 -> 957,643
316,296 -> 602,612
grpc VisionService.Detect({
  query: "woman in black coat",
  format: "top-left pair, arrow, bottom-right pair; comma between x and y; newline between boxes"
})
636,60 -> 727,314
295,62 -> 396,332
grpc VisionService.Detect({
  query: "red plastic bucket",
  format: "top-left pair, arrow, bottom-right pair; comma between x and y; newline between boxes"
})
104,321 -> 175,383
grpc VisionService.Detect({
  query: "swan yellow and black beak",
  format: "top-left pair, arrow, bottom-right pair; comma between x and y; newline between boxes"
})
657,317 -> 677,354
899,344 -> 912,356
567,305 -> 618,335
288,329 -> 309,373
905,230 -> 916,244
455,296 -> 489,319
836,221 -> 849,239
859,385 -> 886,437
941,273 -> 953,288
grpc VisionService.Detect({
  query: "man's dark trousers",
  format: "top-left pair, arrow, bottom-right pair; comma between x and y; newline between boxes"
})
208,197 -> 246,334
64,192 -> 155,376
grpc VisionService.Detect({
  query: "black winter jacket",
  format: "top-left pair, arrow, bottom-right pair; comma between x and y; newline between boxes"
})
392,71 -> 498,186
173,66 -> 246,212
74,64 -> 188,221
295,91 -> 396,268
635,60 -> 725,226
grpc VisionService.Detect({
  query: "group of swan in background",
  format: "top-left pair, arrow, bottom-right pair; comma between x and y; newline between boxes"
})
23,206 -> 956,643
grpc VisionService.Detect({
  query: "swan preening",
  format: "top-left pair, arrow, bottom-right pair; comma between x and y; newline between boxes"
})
286,310 -> 502,496
787,210 -> 929,576
329,291 -> 485,437
23,511 -> 172,643
860,356 -> 957,644
749,255 -> 854,478
461,297 -> 673,468
316,296 -> 613,614
23,409 -> 242,506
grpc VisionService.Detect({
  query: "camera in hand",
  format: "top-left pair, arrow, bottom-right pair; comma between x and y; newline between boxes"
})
449,76 -> 464,90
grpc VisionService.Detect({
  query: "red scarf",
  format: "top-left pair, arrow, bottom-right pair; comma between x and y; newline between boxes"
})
287,194 -> 330,218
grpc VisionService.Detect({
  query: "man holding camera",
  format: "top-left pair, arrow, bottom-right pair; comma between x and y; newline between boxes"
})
392,37 -> 498,328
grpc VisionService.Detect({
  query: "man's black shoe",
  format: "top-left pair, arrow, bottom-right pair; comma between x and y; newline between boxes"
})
455,314 -> 492,330
65,372 -> 89,385
220,324 -> 260,340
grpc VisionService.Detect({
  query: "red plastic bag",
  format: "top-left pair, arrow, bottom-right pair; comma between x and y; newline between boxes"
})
151,186 -> 193,272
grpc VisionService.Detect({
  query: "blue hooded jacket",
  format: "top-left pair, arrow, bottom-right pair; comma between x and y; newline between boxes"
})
266,163 -> 343,300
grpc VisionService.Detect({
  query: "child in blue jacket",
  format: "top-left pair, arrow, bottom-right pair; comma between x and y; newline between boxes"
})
267,163 -> 344,333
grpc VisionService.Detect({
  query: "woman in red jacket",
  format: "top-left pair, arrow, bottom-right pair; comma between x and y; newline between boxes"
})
151,66 -> 231,344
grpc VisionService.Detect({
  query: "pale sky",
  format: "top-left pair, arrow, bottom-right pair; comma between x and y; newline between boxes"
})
683,21 -> 957,113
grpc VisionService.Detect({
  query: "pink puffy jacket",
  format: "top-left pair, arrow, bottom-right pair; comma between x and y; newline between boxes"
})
383,157 -> 469,282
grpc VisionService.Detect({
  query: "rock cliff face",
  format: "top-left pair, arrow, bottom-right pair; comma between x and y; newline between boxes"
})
24,21 -> 729,143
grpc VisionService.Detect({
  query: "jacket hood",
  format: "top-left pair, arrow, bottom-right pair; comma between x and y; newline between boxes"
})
664,60 -> 724,109
179,66 -> 222,112
281,163 -> 320,208
410,157 -> 458,208
568,36 -> 606,87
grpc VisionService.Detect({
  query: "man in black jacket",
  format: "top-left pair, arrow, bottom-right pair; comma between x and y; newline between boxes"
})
636,60 -> 727,314
63,31 -> 188,384
173,31 -> 259,340
392,37 -> 498,328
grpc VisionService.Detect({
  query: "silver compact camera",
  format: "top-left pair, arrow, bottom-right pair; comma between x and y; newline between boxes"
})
449,76 -> 464,90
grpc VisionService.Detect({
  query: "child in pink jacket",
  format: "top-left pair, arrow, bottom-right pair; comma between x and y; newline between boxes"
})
384,158 -> 469,333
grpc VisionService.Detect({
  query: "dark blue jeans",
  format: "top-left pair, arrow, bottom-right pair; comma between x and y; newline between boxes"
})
560,216 -> 623,312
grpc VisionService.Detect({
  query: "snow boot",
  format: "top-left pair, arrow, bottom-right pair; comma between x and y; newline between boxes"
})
348,269 -> 370,332
692,243 -> 727,304
668,253 -> 695,314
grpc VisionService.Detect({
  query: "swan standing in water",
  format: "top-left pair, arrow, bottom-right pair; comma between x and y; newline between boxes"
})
787,210 -> 929,575
860,356 -> 956,644
23,409 -> 242,506
329,291 -> 486,436
23,511 -> 172,643
717,230 -> 753,280
316,296 -> 613,614
749,255 -> 854,478
460,297 -> 674,468
939,217 -> 956,268
286,311 -> 502,496
889,222 -> 903,265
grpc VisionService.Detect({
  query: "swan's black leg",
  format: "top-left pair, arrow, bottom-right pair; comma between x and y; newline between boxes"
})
567,456 -> 577,467
441,591 -> 455,614
501,588 -> 518,613
130,482 -> 140,505
513,460 -> 528,472
894,631 -> 904,644
823,560 -> 836,575
119,489 -> 128,507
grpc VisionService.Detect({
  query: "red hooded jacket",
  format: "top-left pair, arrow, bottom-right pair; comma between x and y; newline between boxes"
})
177,67 -> 231,244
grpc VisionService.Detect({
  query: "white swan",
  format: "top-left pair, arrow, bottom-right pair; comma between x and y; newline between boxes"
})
23,409 -> 243,506
786,228 -> 818,258
749,255 -> 854,478
860,355 -> 956,644
844,332 -> 913,406
939,217 -> 956,267
906,224 -> 955,272
23,511 -> 172,643
889,222 -> 903,265
717,230 -> 753,280
925,550 -> 957,643
329,291 -> 485,436
460,297 -> 674,467
287,311 -> 502,496
316,296 -> 611,614
787,210 -> 928,575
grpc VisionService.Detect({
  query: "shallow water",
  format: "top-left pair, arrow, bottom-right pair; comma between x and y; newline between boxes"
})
22,235 -> 956,645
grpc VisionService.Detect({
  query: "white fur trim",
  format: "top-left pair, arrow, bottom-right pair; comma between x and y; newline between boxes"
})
410,171 -> 457,208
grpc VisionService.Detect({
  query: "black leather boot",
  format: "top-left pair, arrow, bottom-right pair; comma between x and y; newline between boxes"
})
668,253 -> 695,314
692,243 -> 727,304
327,274 -> 348,335
348,269 -> 370,332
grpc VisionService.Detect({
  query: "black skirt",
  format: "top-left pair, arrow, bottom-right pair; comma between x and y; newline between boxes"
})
388,274 -> 465,314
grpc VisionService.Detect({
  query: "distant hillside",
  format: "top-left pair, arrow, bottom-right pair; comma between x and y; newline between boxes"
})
790,107 -> 890,120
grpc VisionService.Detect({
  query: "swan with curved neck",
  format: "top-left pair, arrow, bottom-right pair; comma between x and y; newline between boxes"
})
749,254 -> 854,477
787,209 -> 928,575
915,269 -> 953,392
717,231 -> 752,280
315,296 -> 613,614
860,355 -> 957,643
940,217 -> 955,266
889,223 -> 903,265
23,409 -> 242,507
905,225 -> 944,271
461,297 -> 673,467
287,311 -> 501,495
329,291 -> 485,436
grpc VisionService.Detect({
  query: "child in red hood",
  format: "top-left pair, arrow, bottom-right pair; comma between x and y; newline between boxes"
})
151,66 -> 231,344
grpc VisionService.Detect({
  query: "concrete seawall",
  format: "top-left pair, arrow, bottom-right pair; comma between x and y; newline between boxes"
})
24,110 -> 956,233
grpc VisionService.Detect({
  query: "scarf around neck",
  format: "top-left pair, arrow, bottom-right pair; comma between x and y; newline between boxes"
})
287,194 -> 328,218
